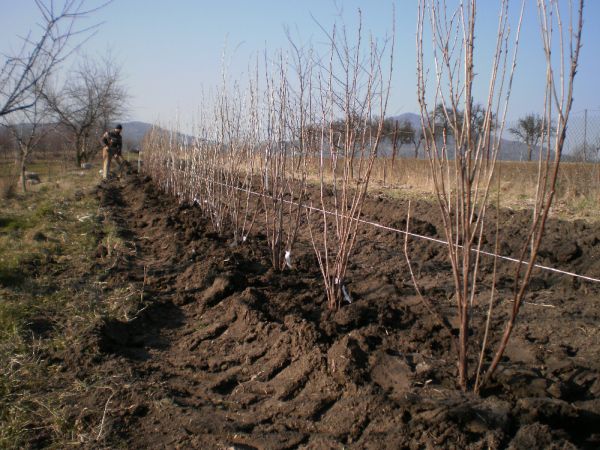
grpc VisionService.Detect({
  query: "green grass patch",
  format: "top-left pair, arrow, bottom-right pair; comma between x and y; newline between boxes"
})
0,215 -> 30,231
0,166 -> 106,448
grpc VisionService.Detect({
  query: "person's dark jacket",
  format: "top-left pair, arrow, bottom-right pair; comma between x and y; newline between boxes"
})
101,130 -> 123,153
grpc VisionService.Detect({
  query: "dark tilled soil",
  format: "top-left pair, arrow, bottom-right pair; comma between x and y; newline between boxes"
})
64,174 -> 599,449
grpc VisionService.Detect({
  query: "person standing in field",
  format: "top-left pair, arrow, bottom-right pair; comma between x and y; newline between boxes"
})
101,124 -> 124,179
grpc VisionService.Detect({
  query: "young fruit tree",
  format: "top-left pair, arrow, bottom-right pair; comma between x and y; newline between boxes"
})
414,0 -> 584,392
307,11 -> 395,310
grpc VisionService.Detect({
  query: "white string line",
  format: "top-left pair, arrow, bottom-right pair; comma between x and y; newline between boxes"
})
163,168 -> 600,284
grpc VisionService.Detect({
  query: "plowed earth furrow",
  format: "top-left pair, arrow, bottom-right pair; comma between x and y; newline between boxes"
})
81,174 -> 600,449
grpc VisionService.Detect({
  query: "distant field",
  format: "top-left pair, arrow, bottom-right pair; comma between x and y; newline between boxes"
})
2,155 -> 598,221
301,157 -> 600,222
0,151 -> 140,184
367,158 -> 600,220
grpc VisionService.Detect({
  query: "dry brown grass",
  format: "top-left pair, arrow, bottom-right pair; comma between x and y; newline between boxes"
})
0,162 -> 19,199
366,158 -> 599,221
177,154 -> 598,222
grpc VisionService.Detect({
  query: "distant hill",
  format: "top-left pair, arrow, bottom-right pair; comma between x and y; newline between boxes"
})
119,121 -> 153,148
387,112 -> 421,129
116,121 -> 195,151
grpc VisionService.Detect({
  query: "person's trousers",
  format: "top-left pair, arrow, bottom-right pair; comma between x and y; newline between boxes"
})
102,146 -> 111,179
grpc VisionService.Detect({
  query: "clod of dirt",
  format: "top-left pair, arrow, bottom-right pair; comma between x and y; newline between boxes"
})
508,423 -> 577,449
332,302 -> 373,329
96,243 -> 108,258
496,368 -> 549,398
327,334 -> 369,384
199,274 -> 235,309
516,397 -> 579,427
32,231 -> 47,242
555,241 -> 582,263
100,319 -> 137,348
540,240 -> 582,263
369,352 -> 413,397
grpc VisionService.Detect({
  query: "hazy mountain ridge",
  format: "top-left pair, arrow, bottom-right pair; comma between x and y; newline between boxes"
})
100,122 -> 195,150
122,116 -> 541,161
118,121 -> 152,147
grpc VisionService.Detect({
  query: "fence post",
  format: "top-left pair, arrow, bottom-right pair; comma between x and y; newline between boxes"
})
583,108 -> 588,161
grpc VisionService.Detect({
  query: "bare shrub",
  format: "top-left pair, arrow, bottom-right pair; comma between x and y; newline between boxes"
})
256,47 -> 311,271
415,0 -> 584,391
307,11 -> 395,309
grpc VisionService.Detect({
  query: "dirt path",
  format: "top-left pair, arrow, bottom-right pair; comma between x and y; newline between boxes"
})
76,174 -> 600,449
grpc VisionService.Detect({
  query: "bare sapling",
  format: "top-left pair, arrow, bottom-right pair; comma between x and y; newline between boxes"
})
216,80 -> 248,238
224,54 -> 263,244
142,125 -> 171,192
258,49 -> 309,271
188,115 -> 226,229
478,0 -> 585,391
165,124 -> 187,202
415,0 -> 584,392
227,66 -> 262,246
224,87 -> 260,246
307,10 -> 395,309
201,86 -> 232,234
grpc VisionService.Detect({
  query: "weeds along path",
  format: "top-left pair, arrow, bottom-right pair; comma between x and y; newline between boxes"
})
85,173 -> 600,449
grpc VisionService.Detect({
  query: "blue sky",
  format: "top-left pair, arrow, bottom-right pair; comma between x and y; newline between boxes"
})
2,0 -> 599,128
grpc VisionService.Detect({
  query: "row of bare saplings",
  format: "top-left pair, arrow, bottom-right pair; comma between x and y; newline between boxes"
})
144,24 -> 394,312
142,0 -> 584,394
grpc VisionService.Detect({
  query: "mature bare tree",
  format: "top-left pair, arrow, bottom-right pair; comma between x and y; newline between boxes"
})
43,55 -> 128,165
509,113 -> 547,161
0,0 -> 108,119
427,103 -> 494,153
380,118 -> 420,183
3,99 -> 54,192
383,118 -> 411,146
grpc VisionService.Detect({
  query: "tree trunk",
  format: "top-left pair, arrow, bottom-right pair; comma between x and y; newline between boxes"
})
19,155 -> 27,193
414,139 -> 421,159
76,134 -> 86,167
391,124 -> 399,178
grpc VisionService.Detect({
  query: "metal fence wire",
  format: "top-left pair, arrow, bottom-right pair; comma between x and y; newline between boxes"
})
564,109 -> 600,161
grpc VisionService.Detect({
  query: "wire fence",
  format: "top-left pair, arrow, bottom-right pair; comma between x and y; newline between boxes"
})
563,109 -> 600,161
170,169 -> 600,285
